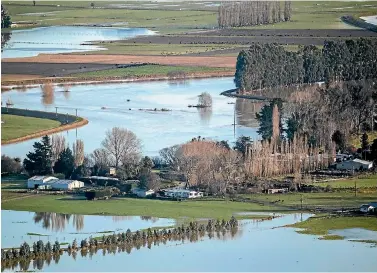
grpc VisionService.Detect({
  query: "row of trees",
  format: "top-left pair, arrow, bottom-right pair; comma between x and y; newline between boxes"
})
235,39 -> 377,91
218,1 -> 292,28
2,218 -> 239,271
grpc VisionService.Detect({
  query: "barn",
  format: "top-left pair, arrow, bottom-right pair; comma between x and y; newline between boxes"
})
27,176 -> 59,189
50,180 -> 84,190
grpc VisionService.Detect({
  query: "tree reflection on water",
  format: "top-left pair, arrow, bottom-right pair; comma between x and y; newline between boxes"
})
33,212 -> 84,232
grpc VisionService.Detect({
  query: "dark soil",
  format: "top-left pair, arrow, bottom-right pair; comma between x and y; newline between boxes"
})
119,29 -> 377,46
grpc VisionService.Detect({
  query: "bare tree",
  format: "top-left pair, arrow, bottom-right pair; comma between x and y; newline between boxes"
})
159,145 -> 181,169
41,83 -> 54,105
101,127 -> 141,169
198,92 -> 212,107
51,135 -> 66,166
73,139 -> 84,167
91,148 -> 110,170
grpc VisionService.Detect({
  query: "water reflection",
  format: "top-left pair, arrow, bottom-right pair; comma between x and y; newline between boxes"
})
167,80 -> 190,87
198,107 -> 212,124
235,99 -> 265,128
33,212 -> 84,232
41,84 -> 55,105
1,32 -> 11,52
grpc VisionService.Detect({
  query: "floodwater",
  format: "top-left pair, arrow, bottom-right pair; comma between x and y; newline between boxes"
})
2,213 -> 377,272
329,228 -> 377,241
1,210 -> 175,249
360,15 -> 377,26
1,26 -> 155,58
1,77 -> 264,158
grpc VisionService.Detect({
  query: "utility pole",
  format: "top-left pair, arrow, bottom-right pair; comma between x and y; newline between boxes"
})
300,195 -> 303,210
75,108 -> 78,117
354,180 -> 357,197
233,104 -> 236,138
55,107 -> 58,117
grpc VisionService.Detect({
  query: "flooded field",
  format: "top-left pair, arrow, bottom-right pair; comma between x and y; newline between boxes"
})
2,213 -> 377,272
1,210 -> 175,249
1,77 -> 264,158
1,26 -> 155,58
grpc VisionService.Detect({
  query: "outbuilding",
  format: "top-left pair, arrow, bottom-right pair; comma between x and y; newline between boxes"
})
131,188 -> 155,198
336,159 -> 373,171
27,176 -> 59,189
50,180 -> 84,190
360,204 -> 376,213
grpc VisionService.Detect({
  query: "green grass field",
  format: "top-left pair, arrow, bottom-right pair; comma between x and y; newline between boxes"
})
239,192 -> 377,210
1,114 -> 61,142
288,215 -> 377,241
82,43 -> 239,56
313,174 -> 377,189
5,1 -> 377,33
70,65 -> 232,78
0,194 -> 288,219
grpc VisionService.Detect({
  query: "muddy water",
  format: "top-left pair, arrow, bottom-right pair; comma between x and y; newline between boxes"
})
3,213 -> 377,271
1,26 -> 155,58
1,77 -> 264,158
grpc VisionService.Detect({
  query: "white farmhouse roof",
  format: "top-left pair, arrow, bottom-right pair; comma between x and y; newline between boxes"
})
29,176 -> 57,181
87,176 -> 119,181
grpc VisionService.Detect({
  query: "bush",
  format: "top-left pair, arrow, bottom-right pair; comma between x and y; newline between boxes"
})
1,155 -> 22,174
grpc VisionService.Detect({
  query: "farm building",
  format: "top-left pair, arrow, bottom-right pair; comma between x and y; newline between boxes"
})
336,159 -> 373,171
131,188 -> 155,198
27,176 -> 59,189
267,188 -> 288,194
360,202 -> 376,213
164,189 -> 203,199
50,180 -> 84,190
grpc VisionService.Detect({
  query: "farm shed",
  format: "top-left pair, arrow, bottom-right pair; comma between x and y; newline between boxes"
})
50,180 -> 84,190
131,188 -> 155,198
336,159 -> 373,171
27,176 -> 58,189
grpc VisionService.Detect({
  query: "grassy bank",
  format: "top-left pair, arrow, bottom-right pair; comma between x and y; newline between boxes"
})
239,192 -> 377,210
313,174 -> 377,189
69,65 -> 233,78
1,114 -> 61,142
1,194 -> 289,219
84,43 -> 239,56
288,215 -> 377,241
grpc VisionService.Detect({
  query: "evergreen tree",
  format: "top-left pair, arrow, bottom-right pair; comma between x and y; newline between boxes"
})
360,133 -> 369,151
233,136 -> 252,156
256,99 -> 283,141
23,136 -> 53,175
1,5 -> 12,28
331,130 -> 346,152
53,147 -> 75,178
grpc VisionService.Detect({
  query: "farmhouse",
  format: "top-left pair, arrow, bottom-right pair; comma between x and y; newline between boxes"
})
336,159 -> 373,171
131,188 -> 155,198
50,180 -> 85,190
164,189 -> 203,199
27,176 -> 59,189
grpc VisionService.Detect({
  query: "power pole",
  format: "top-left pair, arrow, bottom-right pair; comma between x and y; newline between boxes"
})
233,104 -> 236,138
300,195 -> 303,210
354,180 -> 357,197
55,107 -> 58,117
75,108 -> 78,117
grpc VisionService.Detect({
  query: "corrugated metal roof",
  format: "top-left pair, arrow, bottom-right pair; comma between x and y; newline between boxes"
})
50,180 -> 80,185
353,159 -> 373,165
29,176 -> 58,181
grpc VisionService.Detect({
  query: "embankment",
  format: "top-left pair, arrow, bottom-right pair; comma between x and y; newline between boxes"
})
341,15 -> 377,32
1,71 -> 235,88
220,88 -> 269,101
1,107 -> 88,145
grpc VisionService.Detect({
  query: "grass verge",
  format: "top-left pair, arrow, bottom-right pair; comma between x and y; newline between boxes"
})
69,65 -> 233,78
1,114 -> 61,142
0,194 -> 288,219
313,174 -> 377,189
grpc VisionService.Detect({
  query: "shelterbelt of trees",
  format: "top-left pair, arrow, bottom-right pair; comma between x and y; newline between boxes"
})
218,1 -> 292,28
235,38 -> 377,91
